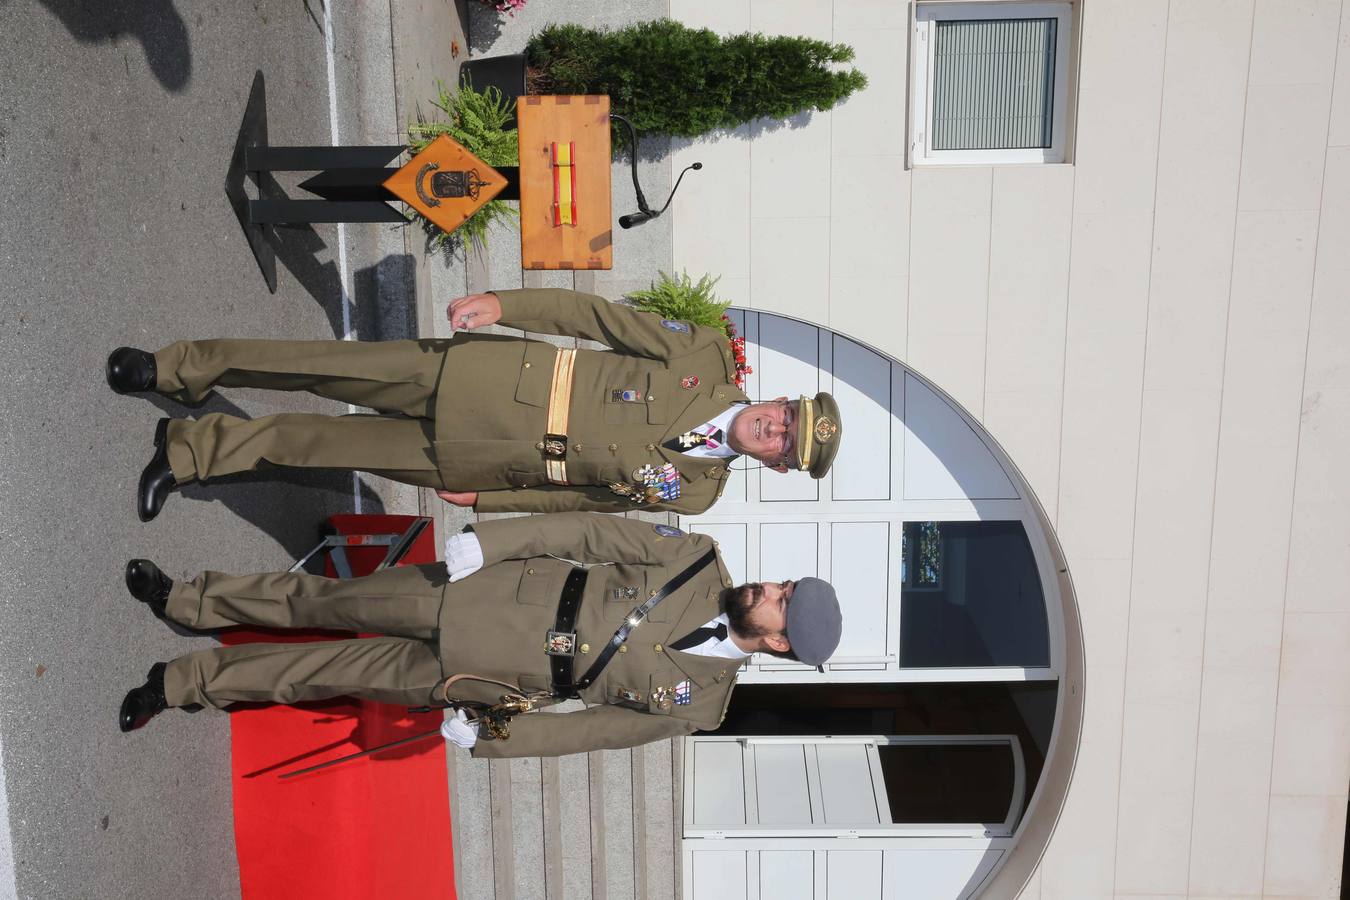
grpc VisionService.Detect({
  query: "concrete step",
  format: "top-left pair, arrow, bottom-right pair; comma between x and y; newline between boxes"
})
448,733 -> 684,900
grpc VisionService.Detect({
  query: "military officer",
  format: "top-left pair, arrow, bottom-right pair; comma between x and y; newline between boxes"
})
106,287 -> 843,521
118,512 -> 843,758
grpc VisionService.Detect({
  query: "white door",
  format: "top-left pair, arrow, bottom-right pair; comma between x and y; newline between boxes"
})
682,735 -> 1022,900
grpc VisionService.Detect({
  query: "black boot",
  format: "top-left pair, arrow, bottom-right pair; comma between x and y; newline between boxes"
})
106,347 -> 157,394
125,559 -> 172,616
138,419 -> 177,523
119,663 -> 168,733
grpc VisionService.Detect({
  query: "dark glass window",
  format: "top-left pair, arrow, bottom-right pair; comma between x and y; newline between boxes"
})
878,744 -> 1014,824
900,521 -> 1049,667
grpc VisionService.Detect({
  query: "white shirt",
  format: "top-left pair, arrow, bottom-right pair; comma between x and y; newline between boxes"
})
680,404 -> 743,459
673,613 -> 748,659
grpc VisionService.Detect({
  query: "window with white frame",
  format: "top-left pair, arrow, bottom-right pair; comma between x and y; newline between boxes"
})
911,1 -> 1073,165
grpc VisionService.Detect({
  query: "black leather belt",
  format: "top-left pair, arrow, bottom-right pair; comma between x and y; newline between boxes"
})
549,548 -> 718,699
546,568 -> 590,691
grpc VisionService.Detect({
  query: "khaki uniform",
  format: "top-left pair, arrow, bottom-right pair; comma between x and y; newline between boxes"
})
155,288 -> 747,515
162,512 -> 744,758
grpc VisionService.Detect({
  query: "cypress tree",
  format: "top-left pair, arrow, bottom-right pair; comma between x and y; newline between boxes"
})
526,20 -> 868,144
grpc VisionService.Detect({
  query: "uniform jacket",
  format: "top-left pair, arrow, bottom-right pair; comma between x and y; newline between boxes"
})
436,512 -> 745,759
433,288 -> 747,515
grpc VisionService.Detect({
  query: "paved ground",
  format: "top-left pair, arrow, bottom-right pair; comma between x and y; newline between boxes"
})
0,2 -> 464,896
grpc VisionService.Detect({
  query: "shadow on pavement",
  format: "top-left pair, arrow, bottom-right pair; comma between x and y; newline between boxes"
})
35,0 -> 192,92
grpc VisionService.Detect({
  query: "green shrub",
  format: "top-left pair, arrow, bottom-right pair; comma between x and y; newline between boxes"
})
625,270 -> 730,330
406,81 -> 520,253
527,19 -> 867,145
627,271 -> 751,387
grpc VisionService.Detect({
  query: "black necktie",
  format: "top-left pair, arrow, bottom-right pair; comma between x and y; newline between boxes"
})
670,621 -> 728,650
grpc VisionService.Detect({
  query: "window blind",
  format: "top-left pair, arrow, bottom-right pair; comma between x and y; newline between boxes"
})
931,17 -> 1057,150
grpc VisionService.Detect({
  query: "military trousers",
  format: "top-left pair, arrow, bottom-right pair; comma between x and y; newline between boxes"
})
162,563 -> 448,711
154,338 -> 451,488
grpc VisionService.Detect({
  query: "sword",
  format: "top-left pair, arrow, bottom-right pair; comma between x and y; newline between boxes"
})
277,728 -> 441,780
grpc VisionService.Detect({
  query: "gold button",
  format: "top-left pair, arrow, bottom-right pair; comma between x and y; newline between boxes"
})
646,394 -> 654,401
527,568 -> 536,575
608,443 -> 618,451
523,361 -> 532,369
654,644 -> 664,653
649,589 -> 657,597
573,443 -> 583,452
619,645 -> 628,653
659,699 -> 673,710
724,577 -> 733,586
646,443 -> 656,451
717,392 -> 726,400
580,643 -> 590,654
535,441 -> 545,450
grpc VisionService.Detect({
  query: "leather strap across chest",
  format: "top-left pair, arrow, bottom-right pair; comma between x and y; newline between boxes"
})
552,547 -> 720,698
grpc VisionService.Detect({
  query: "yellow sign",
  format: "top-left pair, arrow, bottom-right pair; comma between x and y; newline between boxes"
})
383,135 -> 508,235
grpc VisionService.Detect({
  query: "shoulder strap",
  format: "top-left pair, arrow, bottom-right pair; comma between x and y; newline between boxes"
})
566,547 -> 719,695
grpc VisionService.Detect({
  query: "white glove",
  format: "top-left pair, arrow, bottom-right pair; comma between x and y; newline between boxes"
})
444,531 -> 484,583
440,708 -> 479,749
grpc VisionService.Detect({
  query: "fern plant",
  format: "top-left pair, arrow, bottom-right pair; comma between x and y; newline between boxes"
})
627,271 -> 751,387
626,270 -> 730,328
406,81 -> 520,253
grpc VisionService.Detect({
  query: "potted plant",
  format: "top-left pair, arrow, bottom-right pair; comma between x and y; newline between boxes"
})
525,19 -> 868,146
406,81 -> 520,254
626,271 -> 751,388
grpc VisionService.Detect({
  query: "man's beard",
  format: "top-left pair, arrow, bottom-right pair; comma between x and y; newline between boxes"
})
722,583 -> 773,638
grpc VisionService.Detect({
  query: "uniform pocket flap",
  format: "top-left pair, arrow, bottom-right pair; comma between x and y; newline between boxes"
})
645,373 -> 669,425
514,343 -> 556,408
515,558 -> 569,607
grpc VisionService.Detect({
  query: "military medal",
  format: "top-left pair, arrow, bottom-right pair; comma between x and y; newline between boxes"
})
612,586 -> 639,600
612,389 -> 642,403
608,462 -> 681,504
674,680 -> 692,705
677,431 -> 708,449
681,375 -> 700,390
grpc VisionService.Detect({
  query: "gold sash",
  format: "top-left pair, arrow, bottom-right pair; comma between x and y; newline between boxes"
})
545,348 -> 577,484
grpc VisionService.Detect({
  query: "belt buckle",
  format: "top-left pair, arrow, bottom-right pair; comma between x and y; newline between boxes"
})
545,630 -> 577,656
542,434 -> 568,460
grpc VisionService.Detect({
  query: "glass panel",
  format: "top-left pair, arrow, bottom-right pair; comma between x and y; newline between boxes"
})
932,18 -> 1057,150
900,521 -> 1049,667
877,744 -> 1014,824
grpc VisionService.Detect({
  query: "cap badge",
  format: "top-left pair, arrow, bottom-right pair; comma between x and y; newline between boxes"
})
813,416 -> 838,444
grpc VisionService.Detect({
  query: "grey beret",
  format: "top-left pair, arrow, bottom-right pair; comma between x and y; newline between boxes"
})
784,577 -> 842,667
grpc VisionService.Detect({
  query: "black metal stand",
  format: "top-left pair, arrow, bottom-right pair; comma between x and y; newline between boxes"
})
226,70 -> 519,292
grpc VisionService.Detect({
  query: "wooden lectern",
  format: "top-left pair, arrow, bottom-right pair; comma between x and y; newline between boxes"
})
516,95 -> 613,270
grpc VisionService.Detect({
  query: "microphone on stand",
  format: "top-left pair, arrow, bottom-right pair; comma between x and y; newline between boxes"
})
611,114 -> 702,229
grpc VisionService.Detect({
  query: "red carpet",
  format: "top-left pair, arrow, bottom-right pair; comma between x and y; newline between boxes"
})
222,515 -> 455,900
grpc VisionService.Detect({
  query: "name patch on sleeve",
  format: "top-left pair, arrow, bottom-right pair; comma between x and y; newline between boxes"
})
653,524 -> 685,537
661,319 -> 692,334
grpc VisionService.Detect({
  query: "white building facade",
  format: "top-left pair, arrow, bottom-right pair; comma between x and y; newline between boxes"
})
666,1 -> 1350,898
